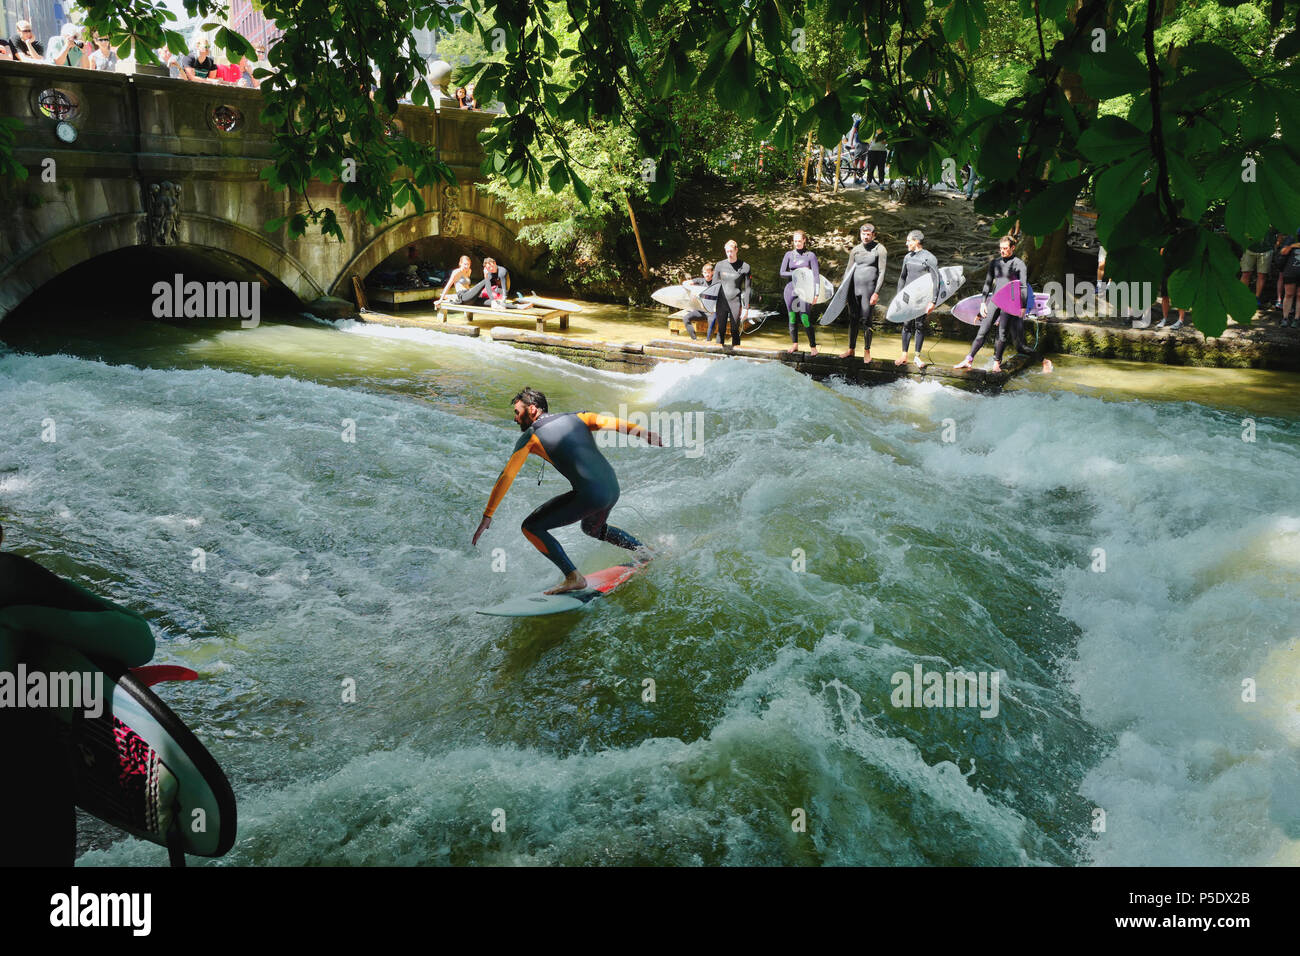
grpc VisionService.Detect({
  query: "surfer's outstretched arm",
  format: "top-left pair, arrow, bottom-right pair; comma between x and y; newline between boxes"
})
473,436 -> 541,544
578,413 -> 664,446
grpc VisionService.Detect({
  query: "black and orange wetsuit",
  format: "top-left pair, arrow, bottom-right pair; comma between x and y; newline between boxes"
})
482,412 -> 647,575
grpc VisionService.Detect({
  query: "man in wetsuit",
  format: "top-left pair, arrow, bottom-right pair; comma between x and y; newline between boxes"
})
713,240 -> 752,348
839,223 -> 887,363
472,388 -> 663,594
956,234 -> 1029,371
894,229 -> 940,368
457,257 -> 510,308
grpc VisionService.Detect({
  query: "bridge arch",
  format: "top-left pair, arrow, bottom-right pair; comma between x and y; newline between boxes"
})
0,213 -> 323,320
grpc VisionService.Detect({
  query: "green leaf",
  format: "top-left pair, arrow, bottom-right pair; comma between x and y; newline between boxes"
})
977,121 -> 1019,179
1166,153 -> 1207,222
1167,233 -> 1259,335
1019,176 -> 1086,235
1181,43 -> 1251,85
1077,116 -> 1148,166
547,161 -> 567,193
570,169 -> 592,206
1079,44 -> 1149,100
1257,146 -> 1300,236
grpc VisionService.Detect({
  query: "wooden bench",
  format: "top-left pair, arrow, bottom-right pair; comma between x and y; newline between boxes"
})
435,300 -> 570,333
668,310 -> 708,337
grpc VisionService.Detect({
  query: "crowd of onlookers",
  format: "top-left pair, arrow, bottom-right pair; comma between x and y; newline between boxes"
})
0,19 -> 270,87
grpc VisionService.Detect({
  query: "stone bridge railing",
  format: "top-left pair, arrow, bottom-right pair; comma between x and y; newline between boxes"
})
0,60 -> 534,319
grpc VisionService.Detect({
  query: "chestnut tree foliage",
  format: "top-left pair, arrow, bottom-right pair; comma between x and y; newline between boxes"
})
48,0 -> 1300,331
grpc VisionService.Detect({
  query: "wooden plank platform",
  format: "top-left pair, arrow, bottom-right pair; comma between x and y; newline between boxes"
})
368,286 -> 442,306
356,310 -> 480,336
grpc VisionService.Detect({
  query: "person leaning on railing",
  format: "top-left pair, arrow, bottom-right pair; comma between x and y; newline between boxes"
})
10,20 -> 45,62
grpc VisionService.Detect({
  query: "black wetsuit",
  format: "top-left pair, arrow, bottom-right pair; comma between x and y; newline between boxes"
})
970,254 -> 1029,362
458,266 -> 510,304
483,412 -> 645,575
897,248 -> 940,353
681,275 -> 713,340
712,257 -> 752,347
843,240 -> 887,351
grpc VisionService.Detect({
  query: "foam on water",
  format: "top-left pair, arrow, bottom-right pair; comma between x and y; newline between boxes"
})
3,334 -> 1298,866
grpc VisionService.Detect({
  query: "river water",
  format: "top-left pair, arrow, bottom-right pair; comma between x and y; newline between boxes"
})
2,306 -> 1298,866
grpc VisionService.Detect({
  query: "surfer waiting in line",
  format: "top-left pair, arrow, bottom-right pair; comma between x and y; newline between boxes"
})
839,223 -> 887,363
955,235 -> 1028,372
472,388 -> 662,595
780,229 -> 820,354
440,254 -> 474,301
894,230 -> 940,368
681,262 -> 716,341
712,240 -> 752,349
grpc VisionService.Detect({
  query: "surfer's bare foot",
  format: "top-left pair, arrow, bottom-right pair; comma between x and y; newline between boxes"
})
954,357 -> 973,369
862,352 -> 871,363
809,347 -> 818,356
894,355 -> 908,366
992,361 -> 1002,373
785,345 -> 798,353
840,349 -> 854,358
544,572 -> 588,595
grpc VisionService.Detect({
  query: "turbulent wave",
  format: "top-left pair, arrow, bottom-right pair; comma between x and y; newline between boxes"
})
3,331 -> 1297,866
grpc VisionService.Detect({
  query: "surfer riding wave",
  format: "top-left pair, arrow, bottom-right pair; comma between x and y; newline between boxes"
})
472,388 -> 663,594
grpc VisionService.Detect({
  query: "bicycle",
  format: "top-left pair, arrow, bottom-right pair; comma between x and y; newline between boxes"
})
816,142 -> 855,188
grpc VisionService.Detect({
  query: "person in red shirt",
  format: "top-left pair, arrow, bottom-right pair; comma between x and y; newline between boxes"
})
214,57 -> 242,84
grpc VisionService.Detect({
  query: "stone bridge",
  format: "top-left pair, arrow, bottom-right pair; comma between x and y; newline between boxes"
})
0,61 -> 536,320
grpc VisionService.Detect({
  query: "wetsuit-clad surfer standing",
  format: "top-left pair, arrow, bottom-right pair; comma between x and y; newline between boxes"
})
839,223 -> 887,363
472,388 -> 662,595
955,235 -> 1028,372
894,230 -> 940,368
779,230 -> 820,354
712,240 -> 752,349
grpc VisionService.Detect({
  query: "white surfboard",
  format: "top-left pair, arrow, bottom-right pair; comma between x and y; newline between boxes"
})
792,267 -> 834,306
527,293 -> 585,313
885,266 -> 965,323
478,561 -> 651,617
820,264 -> 859,325
651,285 -> 700,311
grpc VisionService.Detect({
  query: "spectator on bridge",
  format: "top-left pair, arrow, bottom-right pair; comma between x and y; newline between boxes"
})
180,38 -> 220,82
238,55 -> 257,88
455,86 -> 469,108
46,23 -> 88,68
466,83 -> 478,109
252,44 -> 271,82
213,53 -> 242,84
90,35 -> 118,71
0,38 -> 13,59
10,20 -> 44,62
